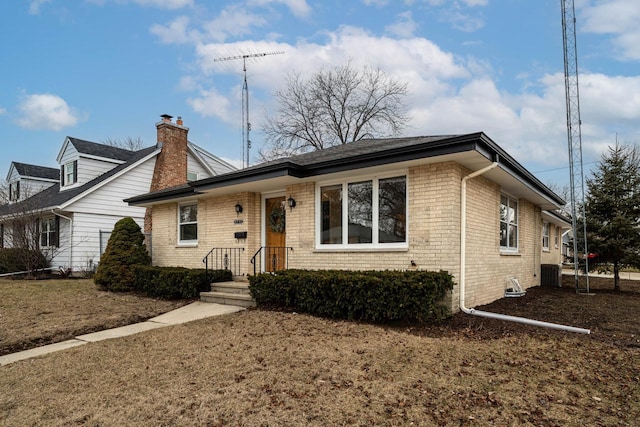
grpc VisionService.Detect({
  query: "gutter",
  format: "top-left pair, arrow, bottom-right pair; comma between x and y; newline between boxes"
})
52,210 -> 73,271
459,159 -> 590,335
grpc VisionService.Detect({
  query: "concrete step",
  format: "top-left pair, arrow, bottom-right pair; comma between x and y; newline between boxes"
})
210,281 -> 250,295
200,291 -> 256,308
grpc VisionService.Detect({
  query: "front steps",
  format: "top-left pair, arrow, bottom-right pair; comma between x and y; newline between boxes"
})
200,280 -> 255,308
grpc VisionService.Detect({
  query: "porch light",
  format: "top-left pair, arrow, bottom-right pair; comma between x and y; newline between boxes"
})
235,203 -> 243,214
287,196 -> 296,209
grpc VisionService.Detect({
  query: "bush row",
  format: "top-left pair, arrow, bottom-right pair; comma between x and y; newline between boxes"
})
127,266 -> 232,299
248,269 -> 454,323
0,248 -> 48,275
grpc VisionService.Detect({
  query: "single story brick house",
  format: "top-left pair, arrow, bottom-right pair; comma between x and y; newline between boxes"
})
127,125 -> 569,312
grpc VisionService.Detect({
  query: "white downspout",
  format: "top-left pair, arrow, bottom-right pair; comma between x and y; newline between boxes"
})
52,210 -> 72,271
459,159 -> 590,335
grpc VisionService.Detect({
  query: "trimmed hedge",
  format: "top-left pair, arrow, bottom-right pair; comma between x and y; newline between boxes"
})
248,269 -> 454,323
130,265 -> 232,299
0,248 -> 48,275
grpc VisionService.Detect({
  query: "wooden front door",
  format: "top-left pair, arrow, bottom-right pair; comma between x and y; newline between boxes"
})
265,196 -> 287,272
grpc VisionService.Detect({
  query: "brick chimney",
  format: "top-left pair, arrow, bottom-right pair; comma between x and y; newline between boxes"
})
151,114 -> 189,192
145,114 -> 189,232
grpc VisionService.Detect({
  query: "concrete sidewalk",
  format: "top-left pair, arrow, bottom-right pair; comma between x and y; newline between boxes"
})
0,302 -> 245,367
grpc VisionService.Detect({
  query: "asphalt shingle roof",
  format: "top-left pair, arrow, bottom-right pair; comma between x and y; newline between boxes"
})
11,162 -> 59,180
0,146 -> 157,217
67,137 -> 137,162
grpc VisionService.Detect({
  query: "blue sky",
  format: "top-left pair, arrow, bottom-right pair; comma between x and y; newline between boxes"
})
1,0 -> 639,189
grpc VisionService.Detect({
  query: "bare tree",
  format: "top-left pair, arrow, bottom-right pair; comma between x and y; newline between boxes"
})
260,62 -> 409,161
102,136 -> 145,151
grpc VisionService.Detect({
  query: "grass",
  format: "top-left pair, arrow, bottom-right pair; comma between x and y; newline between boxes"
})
0,278 -> 190,356
1,275 -> 639,426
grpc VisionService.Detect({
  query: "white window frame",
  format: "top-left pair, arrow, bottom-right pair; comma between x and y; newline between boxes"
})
542,222 -> 550,251
555,226 -> 560,248
40,217 -> 58,248
500,194 -> 519,252
177,202 -> 198,246
315,171 -> 408,251
64,161 -> 77,186
187,171 -> 199,182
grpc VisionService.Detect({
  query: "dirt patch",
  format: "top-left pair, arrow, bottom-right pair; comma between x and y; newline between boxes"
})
0,274 -> 639,426
0,278 -> 190,356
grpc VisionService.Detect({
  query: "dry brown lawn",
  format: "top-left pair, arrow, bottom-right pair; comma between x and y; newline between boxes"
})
1,275 -> 639,426
0,278 -> 190,356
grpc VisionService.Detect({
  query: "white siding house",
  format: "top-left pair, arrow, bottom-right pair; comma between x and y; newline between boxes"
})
0,116 -> 236,273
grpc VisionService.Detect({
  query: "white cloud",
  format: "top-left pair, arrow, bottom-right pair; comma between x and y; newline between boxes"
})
363,0 -> 390,6
86,0 -> 193,9
29,0 -> 51,15
150,16 -> 199,44
202,5 -> 268,43
581,0 -> 640,60
187,88 -> 234,123
0,107 -> 6,116
248,0 -> 311,18
16,94 -> 80,131
385,11 -> 419,38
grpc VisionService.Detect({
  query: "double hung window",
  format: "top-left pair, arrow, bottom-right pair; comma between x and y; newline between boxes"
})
542,222 -> 550,250
178,203 -> 198,244
319,175 -> 407,249
500,195 -> 518,251
40,217 -> 59,248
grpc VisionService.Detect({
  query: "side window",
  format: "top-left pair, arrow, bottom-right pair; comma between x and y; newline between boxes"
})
178,203 -> 198,244
500,194 -> 518,251
542,222 -> 550,250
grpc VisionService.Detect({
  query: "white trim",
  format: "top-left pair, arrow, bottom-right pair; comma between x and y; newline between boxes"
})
542,221 -> 550,251
59,149 -> 160,210
314,170 -> 408,251
499,193 -> 519,252
177,201 -> 199,245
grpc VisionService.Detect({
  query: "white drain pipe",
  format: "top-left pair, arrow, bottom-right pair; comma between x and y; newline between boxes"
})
459,159 -> 590,335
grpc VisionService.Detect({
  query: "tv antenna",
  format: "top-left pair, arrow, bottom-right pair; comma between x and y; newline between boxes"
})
214,51 -> 285,168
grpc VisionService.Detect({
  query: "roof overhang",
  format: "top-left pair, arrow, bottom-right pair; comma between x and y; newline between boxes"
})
126,133 -> 565,211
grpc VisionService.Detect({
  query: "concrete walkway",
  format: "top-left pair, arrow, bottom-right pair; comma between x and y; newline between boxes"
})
562,268 -> 640,281
0,302 -> 245,367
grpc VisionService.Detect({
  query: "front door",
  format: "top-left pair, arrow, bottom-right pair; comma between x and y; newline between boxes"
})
265,196 -> 286,272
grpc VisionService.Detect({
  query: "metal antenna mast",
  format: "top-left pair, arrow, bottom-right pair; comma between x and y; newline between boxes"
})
561,0 -> 590,293
214,51 -> 284,168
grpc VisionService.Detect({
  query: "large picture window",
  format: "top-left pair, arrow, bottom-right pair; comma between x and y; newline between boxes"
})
178,203 -> 198,243
500,194 -> 518,251
318,175 -> 407,249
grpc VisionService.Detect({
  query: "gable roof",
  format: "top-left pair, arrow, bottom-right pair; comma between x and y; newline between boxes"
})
126,132 -> 566,210
0,146 -> 158,217
56,137 -> 137,164
10,162 -> 59,181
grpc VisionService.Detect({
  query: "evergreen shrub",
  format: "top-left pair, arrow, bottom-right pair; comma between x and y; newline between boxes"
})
248,269 -> 454,323
94,217 -> 151,291
130,265 -> 231,299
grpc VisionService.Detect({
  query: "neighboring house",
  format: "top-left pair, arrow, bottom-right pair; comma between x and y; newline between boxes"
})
0,115 -> 236,272
3,162 -> 60,203
127,131 -> 570,312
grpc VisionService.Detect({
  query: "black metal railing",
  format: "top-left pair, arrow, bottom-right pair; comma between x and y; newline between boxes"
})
250,246 -> 293,275
203,247 -> 245,281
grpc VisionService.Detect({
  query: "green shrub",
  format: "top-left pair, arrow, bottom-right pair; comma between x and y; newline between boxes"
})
0,248 -> 48,275
94,217 -> 151,291
249,269 -> 454,323
131,265 -> 231,299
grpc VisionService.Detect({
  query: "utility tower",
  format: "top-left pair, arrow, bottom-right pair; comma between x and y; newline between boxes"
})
214,51 -> 284,168
561,0 -> 590,293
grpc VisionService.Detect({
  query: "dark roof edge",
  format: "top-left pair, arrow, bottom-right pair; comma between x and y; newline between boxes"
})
477,134 -> 566,207
125,186 -> 200,205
